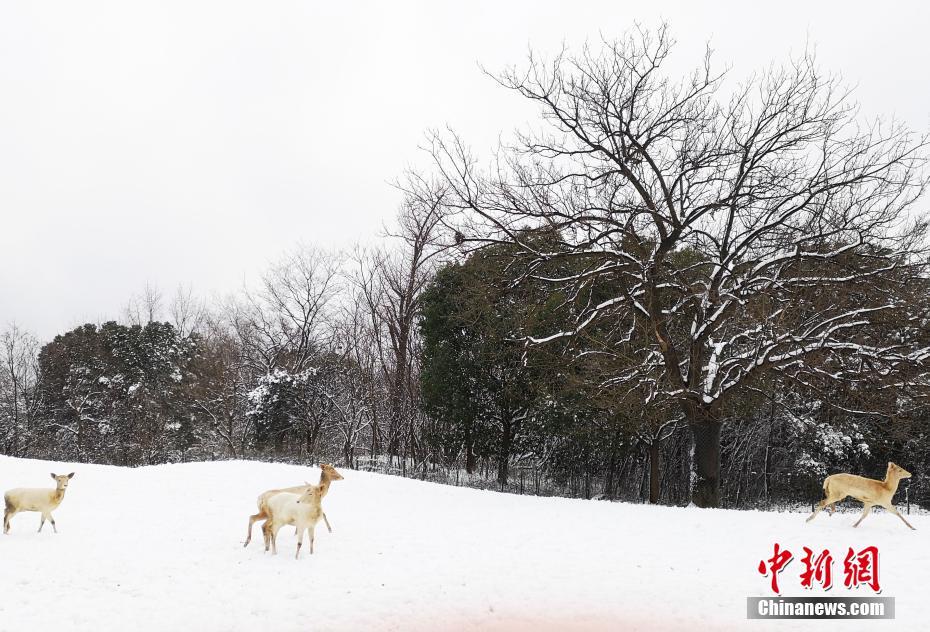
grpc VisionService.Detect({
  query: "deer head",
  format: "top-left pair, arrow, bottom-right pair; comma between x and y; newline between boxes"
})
320,463 -> 344,481
50,472 -> 74,490
888,462 -> 912,480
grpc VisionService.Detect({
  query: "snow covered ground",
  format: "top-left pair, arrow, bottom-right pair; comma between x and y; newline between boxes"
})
0,456 -> 925,631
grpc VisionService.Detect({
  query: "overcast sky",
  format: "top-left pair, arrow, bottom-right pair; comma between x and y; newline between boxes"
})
1,0 -> 928,339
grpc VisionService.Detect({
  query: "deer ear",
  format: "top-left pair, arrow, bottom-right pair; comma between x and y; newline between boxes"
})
50,473 -> 57,479
67,472 -> 75,479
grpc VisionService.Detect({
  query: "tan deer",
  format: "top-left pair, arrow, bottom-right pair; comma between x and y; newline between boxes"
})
4,473 -> 75,534
806,462 -> 915,530
262,485 -> 325,559
243,463 -> 343,547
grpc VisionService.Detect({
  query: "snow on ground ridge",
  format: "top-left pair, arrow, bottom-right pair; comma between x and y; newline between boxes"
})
0,456 -> 925,631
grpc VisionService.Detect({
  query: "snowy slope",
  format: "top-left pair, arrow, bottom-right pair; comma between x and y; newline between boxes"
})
0,456 -> 925,631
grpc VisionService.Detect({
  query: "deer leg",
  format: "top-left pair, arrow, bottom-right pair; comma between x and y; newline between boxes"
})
38,514 -> 46,532
271,524 -> 283,555
245,511 -> 265,547
295,527 -> 304,560
309,524 -> 316,555
887,505 -> 916,530
807,498 -> 831,523
322,511 -> 332,533
262,521 -> 272,552
3,508 -> 13,534
50,514 -> 57,534
853,504 -> 873,527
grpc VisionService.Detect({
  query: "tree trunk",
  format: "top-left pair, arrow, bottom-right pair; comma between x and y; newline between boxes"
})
387,331 -> 409,456
370,416 -> 380,462
343,441 -> 354,470
604,423 -> 623,499
689,420 -> 722,508
648,442 -> 660,504
464,423 -> 476,474
498,419 -> 512,487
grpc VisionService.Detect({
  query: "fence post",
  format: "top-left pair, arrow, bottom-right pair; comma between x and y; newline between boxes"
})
520,472 -> 524,495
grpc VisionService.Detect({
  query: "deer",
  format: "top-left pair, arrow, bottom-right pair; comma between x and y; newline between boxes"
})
243,463 -> 343,547
806,462 -> 915,530
4,473 -> 75,534
262,485 -> 325,559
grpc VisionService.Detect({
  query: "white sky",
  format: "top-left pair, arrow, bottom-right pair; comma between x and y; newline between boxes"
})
1,0 -> 928,339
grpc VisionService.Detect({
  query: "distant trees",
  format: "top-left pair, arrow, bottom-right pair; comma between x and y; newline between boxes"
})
420,242 -> 558,487
427,26 -> 930,506
2,26 -> 928,513
37,321 -> 198,464
420,240 -> 621,489
352,177 -> 445,464
0,325 -> 40,457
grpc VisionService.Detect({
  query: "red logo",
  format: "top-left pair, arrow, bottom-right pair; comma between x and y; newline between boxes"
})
757,543 -> 793,594
799,547 -> 834,590
843,546 -> 880,592
758,544 -> 880,594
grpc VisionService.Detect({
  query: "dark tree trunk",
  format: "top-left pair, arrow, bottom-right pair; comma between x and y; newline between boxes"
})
387,327 -> 410,456
498,419 -> 512,486
648,442 -> 660,504
370,416 -> 381,461
464,423 -> 476,474
690,420 -> 722,508
604,421 -> 624,499
343,441 -> 354,470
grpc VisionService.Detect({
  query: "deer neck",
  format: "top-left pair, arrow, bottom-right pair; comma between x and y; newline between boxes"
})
52,488 -> 66,504
885,476 -> 901,492
317,472 -> 333,497
882,473 -> 901,493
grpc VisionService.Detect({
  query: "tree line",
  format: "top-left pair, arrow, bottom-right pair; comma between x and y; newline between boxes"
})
3,26 -> 929,510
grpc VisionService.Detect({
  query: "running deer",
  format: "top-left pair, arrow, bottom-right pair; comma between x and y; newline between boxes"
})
806,462 -> 915,530
262,485 -> 325,559
243,463 -> 343,547
4,473 -> 75,534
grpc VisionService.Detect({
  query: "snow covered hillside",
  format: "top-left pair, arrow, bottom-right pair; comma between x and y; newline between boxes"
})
0,456 -> 925,631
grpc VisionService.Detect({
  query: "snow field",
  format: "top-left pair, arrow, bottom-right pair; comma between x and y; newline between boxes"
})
0,456 -> 925,631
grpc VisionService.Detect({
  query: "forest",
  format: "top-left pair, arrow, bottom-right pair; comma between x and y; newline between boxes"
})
2,27 -> 929,512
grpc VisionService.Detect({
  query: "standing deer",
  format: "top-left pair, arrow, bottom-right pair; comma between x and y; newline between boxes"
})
806,462 -> 915,530
262,485 -> 325,559
4,473 -> 75,534
243,463 -> 343,547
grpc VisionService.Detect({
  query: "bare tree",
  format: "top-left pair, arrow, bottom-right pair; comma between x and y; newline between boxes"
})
324,292 -> 380,469
351,177 -> 446,461
191,313 -> 255,458
0,324 -> 40,456
169,284 -> 206,337
429,26 -> 930,506
124,282 -> 163,326
234,246 -> 342,375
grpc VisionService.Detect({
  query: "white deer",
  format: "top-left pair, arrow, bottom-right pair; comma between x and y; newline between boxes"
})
807,462 -> 915,529
244,463 -> 343,547
262,485 -> 325,559
4,473 -> 75,534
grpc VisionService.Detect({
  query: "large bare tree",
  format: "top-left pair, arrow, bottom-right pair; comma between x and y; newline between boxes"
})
0,324 -> 41,456
234,246 -> 342,375
352,177 -> 445,461
429,26 -> 930,507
